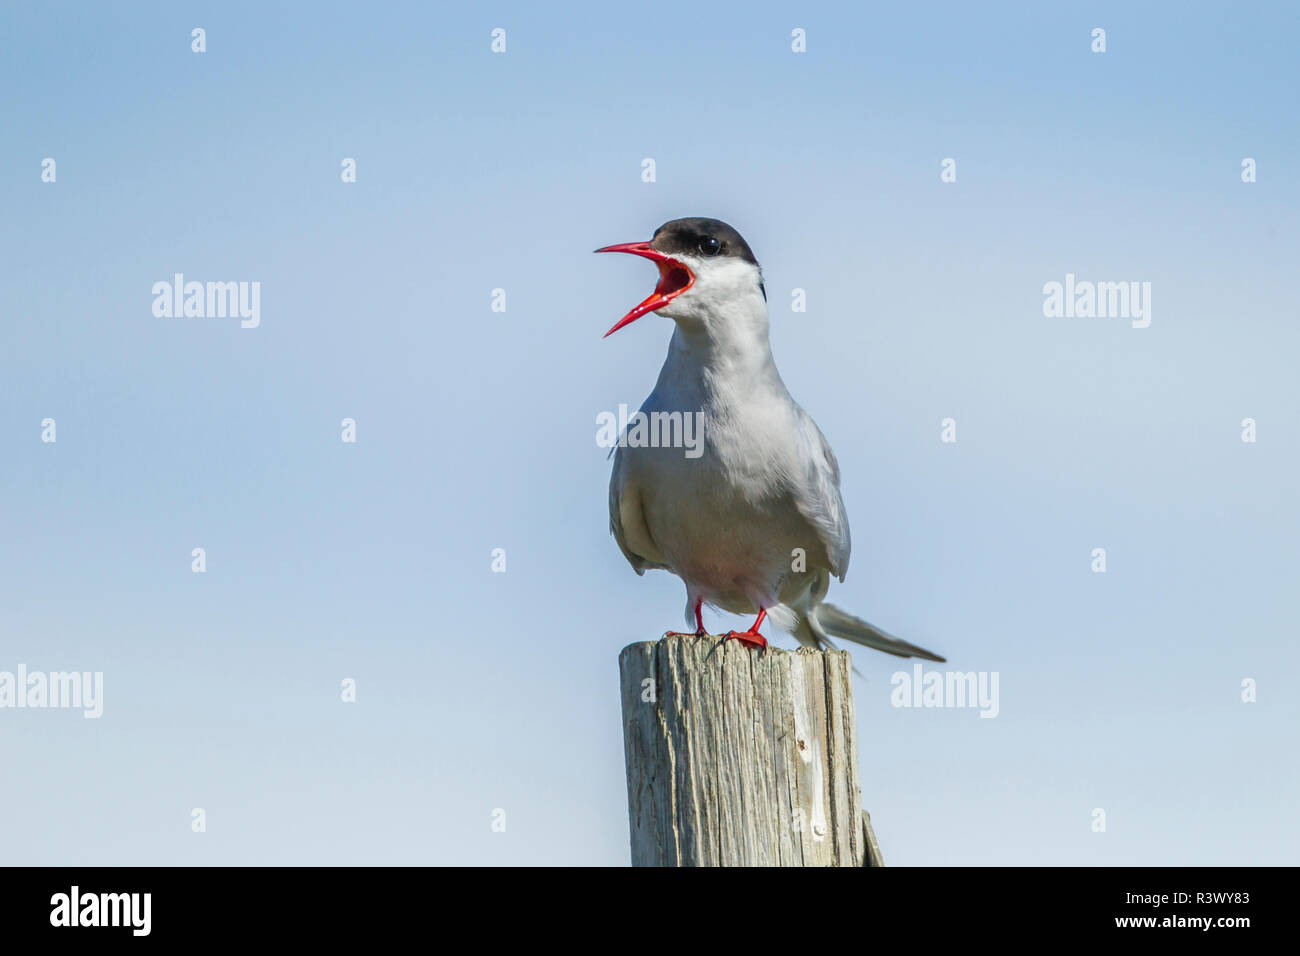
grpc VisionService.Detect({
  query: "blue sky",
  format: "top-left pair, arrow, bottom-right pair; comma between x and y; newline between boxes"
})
2,1 -> 1297,865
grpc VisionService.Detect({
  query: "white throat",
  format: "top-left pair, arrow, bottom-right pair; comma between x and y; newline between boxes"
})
659,256 -> 771,362
652,256 -> 783,400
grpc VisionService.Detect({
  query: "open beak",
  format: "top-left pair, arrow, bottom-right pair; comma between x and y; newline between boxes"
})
594,241 -> 695,337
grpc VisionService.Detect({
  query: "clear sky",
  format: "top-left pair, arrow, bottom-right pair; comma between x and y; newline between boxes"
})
2,1 -> 1297,865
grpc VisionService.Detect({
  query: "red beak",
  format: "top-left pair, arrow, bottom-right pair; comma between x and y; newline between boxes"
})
594,241 -> 695,337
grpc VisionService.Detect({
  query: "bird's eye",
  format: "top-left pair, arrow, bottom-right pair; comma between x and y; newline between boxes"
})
698,236 -> 721,257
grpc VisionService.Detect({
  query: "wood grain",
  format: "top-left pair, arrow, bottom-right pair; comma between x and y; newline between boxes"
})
619,635 -> 865,866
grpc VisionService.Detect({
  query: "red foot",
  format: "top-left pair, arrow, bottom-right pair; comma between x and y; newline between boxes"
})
665,597 -> 706,638
724,608 -> 768,650
724,629 -> 767,650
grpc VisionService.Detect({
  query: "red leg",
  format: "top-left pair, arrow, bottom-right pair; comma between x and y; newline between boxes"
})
666,598 -> 706,638
725,608 -> 768,650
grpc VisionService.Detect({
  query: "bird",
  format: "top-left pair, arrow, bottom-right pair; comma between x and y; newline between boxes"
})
597,217 -> 944,663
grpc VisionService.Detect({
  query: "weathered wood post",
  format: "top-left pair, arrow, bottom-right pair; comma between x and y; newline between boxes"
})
619,634 -> 876,866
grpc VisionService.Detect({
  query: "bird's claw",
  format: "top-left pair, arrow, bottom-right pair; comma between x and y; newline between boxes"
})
724,629 -> 767,650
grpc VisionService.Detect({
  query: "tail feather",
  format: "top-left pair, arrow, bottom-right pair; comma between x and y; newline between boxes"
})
812,602 -> 946,662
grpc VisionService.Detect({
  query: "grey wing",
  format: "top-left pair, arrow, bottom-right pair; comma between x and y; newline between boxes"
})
608,445 -> 669,575
791,408 -> 851,581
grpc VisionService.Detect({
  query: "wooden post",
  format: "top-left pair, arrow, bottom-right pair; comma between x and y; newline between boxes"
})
619,634 -> 868,866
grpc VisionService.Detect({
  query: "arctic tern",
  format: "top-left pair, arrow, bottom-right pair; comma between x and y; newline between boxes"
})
598,217 -> 944,662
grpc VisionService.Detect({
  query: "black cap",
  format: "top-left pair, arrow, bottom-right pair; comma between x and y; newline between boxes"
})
650,217 -> 759,266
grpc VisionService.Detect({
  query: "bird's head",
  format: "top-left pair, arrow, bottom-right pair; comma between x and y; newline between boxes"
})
595,217 -> 765,338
